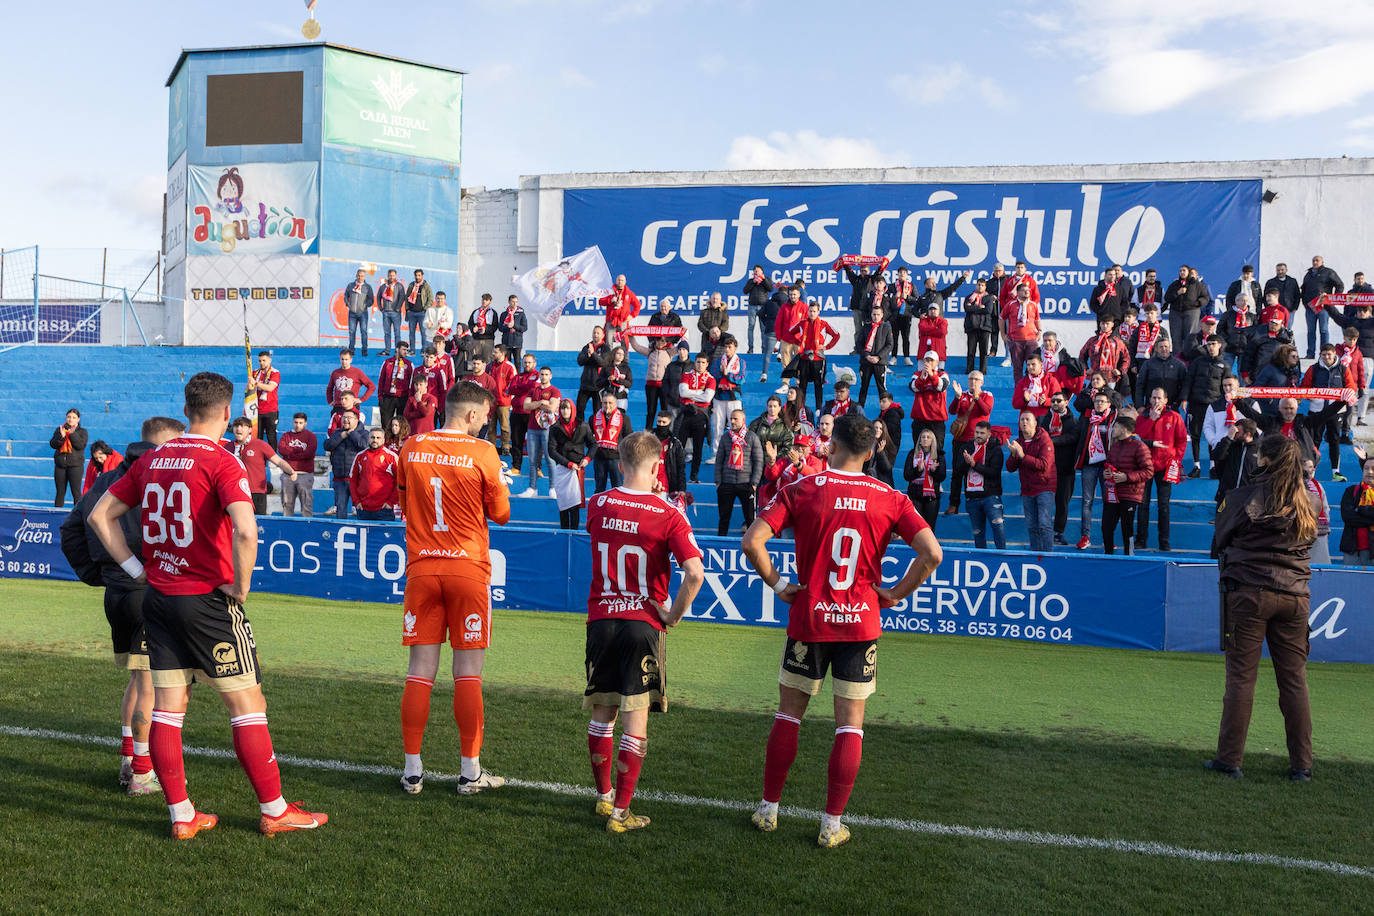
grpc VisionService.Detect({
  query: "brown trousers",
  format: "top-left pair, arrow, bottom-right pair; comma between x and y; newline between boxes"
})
1216,587 -> 1312,771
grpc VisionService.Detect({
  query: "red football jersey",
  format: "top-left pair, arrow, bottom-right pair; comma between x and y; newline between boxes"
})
252,368 -> 280,414
757,468 -> 927,642
223,437 -> 276,494
585,488 -> 702,630
107,433 -> 252,596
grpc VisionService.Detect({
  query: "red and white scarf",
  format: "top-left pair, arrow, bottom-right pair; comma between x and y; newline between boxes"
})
728,427 -> 748,469
1098,279 -> 1116,303
1086,411 -> 1109,464
1041,347 -> 1058,375
475,308 -> 489,333
592,409 -> 624,450
812,435 -> 831,459
913,450 -> 938,497
830,398 -> 852,418
966,442 -> 986,492
1135,322 -> 1162,359
1091,333 -> 1116,372
1047,410 -> 1064,436
1022,373 -> 1044,406
1232,302 -> 1250,330
1141,284 -> 1157,305
1015,297 -> 1031,327
1224,399 -> 1239,427
1306,478 -> 1329,529
864,319 -> 882,353
407,283 -> 420,304
502,305 -> 519,329
1104,463 -> 1119,503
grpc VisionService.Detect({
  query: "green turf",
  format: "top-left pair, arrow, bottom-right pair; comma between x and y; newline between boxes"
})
1,579 -> 1372,913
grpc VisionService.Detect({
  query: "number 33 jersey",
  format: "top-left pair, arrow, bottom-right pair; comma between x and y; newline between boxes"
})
586,488 -> 702,630
756,469 -> 928,642
397,429 -> 511,578
107,433 -> 252,595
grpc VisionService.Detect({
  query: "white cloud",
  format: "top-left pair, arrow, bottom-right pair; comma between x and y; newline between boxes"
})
482,62 -> 515,82
1032,0 -> 1374,118
698,52 -> 727,76
47,172 -> 163,227
889,66 -> 1008,108
1347,114 -> 1374,131
559,67 -> 595,89
255,20 -> 305,41
724,130 -> 903,171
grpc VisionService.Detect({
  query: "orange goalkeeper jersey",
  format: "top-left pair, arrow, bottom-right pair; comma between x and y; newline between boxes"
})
397,429 -> 511,577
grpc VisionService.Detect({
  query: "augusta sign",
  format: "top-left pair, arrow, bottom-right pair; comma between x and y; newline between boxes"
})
323,48 -> 463,163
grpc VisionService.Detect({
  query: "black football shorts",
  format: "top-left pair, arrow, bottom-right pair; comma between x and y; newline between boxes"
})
583,619 -> 666,713
779,638 -> 877,699
143,587 -> 262,693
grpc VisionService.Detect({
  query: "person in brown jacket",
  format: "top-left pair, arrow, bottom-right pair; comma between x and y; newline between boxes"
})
1206,434 -> 1317,781
1100,415 -> 1153,554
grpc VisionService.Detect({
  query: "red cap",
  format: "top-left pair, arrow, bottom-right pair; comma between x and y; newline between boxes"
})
1261,304 -> 1289,324
1201,315 -> 1219,324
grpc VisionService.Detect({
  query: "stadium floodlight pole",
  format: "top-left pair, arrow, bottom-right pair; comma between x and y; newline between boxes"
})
32,245 -> 39,347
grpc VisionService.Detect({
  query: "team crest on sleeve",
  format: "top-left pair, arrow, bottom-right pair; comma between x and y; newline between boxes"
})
239,479 -> 252,496
597,495 -> 606,507
816,476 -> 827,486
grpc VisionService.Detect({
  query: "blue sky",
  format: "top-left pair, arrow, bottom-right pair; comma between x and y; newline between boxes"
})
4,0 -> 1373,254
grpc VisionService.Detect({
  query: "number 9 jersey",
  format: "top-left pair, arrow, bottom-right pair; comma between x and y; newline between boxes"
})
107,433 -> 253,595
756,469 -> 928,642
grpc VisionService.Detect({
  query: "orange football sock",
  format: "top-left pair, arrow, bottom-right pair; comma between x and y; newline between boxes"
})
401,675 -> 435,755
453,676 -> 484,759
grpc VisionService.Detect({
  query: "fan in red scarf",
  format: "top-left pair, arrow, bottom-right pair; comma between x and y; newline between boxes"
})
1012,352 -> 1062,419
758,436 -> 824,506
1078,317 -> 1129,384
811,414 -> 834,462
821,379 -> 856,419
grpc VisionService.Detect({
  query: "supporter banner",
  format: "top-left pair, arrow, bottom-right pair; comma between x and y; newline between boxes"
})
4,507 -> 1366,663
188,163 -> 319,256
0,302 -> 101,344
184,255 -> 320,347
323,48 -> 463,163
512,246 -> 614,328
562,181 -> 1261,319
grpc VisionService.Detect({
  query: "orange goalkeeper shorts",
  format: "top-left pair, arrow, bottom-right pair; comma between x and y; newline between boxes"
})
402,574 -> 491,649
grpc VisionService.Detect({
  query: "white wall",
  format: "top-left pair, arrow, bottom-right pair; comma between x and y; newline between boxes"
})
458,187 -> 537,328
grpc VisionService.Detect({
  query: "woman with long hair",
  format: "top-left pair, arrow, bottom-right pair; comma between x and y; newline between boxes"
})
386,415 -> 411,451
864,418 -> 898,487
1206,434 -> 1318,782
903,428 -> 945,529
548,398 -> 594,529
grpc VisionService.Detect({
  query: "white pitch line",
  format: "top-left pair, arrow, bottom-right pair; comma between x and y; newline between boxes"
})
4,724 -> 1371,880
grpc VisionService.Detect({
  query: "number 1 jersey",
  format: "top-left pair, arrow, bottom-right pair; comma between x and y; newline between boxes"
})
586,488 -> 702,630
757,468 -> 927,642
107,433 -> 253,595
397,429 -> 511,578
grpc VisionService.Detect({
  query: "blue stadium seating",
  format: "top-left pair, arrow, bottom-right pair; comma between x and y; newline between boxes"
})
1,344 -> 1360,558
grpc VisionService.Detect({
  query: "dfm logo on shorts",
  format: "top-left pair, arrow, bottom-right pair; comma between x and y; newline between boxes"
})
212,641 -> 240,676
462,613 -> 483,643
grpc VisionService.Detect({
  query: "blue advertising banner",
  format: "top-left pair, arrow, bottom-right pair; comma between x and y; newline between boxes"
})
1164,563 -> 1374,665
562,181 -> 1261,319
3,507 -> 1365,662
0,302 -> 101,344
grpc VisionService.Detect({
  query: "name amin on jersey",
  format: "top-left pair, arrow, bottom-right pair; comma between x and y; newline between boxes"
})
833,497 -> 867,511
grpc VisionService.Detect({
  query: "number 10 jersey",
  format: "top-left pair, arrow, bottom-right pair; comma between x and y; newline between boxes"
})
756,469 -> 927,642
585,488 -> 702,630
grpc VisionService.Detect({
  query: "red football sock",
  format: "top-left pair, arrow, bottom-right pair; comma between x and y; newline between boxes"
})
453,676 -> 484,759
825,726 -> 864,816
401,675 -> 435,755
119,733 -> 134,758
762,713 -> 801,804
587,720 -> 615,795
230,713 -> 283,805
148,709 -> 188,805
613,734 -> 646,810
131,741 -> 153,775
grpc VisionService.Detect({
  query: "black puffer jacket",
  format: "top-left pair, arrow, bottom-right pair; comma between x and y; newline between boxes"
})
1183,352 -> 1229,405
962,292 -> 999,334
1329,307 -> 1374,360
59,441 -> 152,588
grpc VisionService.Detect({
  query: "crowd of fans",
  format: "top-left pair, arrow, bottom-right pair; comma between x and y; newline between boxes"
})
53,255 -> 1374,564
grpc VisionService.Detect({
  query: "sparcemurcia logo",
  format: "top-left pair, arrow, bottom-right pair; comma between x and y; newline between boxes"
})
372,70 -> 418,113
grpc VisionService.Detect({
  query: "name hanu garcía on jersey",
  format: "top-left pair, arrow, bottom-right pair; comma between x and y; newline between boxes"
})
407,452 -> 475,469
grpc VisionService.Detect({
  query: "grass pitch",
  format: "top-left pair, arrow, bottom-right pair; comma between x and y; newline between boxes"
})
2,578 -> 1373,913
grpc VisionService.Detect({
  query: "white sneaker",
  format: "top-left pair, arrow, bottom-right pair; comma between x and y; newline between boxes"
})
126,770 -> 162,797
774,384 -> 790,395
1001,357 -> 1012,367
456,769 -> 506,795
517,487 -> 538,498
703,456 -> 715,465
118,757 -> 133,788
904,356 -> 914,366
400,773 -> 423,795
758,373 -> 767,383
